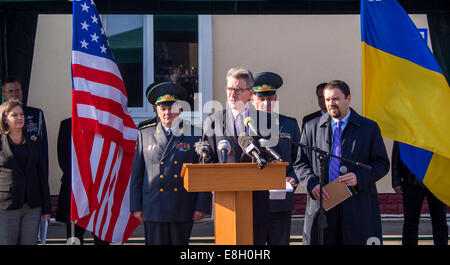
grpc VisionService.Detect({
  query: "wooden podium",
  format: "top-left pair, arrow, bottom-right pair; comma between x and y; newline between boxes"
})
181,162 -> 287,245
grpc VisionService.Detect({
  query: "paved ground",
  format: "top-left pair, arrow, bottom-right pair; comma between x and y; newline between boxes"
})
44,215 -> 450,245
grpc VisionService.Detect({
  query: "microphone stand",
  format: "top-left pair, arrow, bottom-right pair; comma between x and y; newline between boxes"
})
278,137 -> 372,245
317,152 -> 327,246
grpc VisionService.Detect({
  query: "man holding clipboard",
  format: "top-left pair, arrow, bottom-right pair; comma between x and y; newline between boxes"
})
294,80 -> 390,245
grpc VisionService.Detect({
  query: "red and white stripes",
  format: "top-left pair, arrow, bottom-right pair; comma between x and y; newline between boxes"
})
71,41 -> 139,244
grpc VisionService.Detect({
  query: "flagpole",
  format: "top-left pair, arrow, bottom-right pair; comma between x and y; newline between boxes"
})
71,221 -> 75,245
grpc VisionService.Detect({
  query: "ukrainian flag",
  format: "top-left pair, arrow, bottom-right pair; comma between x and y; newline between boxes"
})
361,0 -> 450,205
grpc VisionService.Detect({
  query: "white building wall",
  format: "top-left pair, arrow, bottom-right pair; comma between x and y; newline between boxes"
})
29,15 -> 72,194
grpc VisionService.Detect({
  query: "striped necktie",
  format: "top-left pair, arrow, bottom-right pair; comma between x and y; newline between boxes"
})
329,120 -> 342,182
166,128 -> 172,139
235,113 -> 245,136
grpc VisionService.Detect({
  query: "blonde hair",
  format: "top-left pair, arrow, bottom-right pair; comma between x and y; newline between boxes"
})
0,100 -> 23,134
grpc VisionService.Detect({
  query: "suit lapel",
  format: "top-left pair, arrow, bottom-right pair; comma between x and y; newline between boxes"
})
318,114 -> 332,152
341,109 -> 360,157
154,122 -> 169,153
224,107 -> 241,152
24,135 -> 33,172
317,115 -> 332,181
1,134 -> 25,175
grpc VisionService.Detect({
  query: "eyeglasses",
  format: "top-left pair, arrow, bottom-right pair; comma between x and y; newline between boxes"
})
4,88 -> 21,94
226,87 -> 251,95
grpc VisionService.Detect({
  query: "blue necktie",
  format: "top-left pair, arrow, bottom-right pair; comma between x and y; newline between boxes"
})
329,120 -> 342,182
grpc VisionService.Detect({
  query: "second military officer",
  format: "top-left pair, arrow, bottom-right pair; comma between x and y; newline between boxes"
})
251,72 -> 301,245
130,82 -> 211,245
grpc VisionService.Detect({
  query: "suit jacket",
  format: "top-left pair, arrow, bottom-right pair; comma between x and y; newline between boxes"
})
0,133 -> 51,214
202,105 -> 273,225
301,110 -> 323,131
269,114 -> 301,213
55,118 -> 71,222
130,121 -> 211,222
293,108 -> 390,245
391,141 -> 423,188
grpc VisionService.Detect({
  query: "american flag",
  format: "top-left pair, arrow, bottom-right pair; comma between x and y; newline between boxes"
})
71,0 -> 140,244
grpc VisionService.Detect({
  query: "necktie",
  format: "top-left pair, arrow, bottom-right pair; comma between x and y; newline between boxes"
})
166,128 -> 172,139
235,114 -> 245,136
329,120 -> 342,182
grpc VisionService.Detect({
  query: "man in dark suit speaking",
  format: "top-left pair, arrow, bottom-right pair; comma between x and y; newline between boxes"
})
294,80 -> 390,245
202,67 -> 275,245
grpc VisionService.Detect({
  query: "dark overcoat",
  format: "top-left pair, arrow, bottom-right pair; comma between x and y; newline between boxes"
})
294,108 -> 390,245
55,118 -> 72,222
301,110 -> 322,131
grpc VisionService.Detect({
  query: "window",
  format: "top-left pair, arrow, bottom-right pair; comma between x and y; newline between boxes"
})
154,15 -> 198,110
104,15 -> 144,108
103,14 -> 212,125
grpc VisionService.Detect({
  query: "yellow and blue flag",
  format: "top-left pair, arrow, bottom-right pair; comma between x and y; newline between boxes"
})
361,0 -> 450,205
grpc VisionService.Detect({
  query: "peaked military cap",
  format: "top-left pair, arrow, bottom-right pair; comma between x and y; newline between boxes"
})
145,82 -> 159,103
253,72 -> 283,96
147,82 -> 187,106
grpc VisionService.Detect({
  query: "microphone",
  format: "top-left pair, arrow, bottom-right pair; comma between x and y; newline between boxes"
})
244,116 -> 282,162
244,117 -> 258,135
259,138 -> 283,162
194,140 -> 211,163
238,135 -> 267,169
217,140 -> 231,163
339,165 -> 358,195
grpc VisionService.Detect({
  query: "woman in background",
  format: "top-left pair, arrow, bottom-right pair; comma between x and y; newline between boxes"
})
0,100 -> 51,245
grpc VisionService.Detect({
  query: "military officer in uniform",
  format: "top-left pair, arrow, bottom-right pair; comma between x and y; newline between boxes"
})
1,77 -> 48,168
130,82 -> 211,245
251,72 -> 301,245
138,82 -> 159,129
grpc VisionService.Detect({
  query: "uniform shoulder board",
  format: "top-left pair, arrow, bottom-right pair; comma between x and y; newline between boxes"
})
138,117 -> 158,129
139,122 -> 157,130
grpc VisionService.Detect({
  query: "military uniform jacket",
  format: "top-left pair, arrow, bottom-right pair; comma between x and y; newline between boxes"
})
23,106 -> 48,169
269,114 -> 301,213
130,121 -> 211,222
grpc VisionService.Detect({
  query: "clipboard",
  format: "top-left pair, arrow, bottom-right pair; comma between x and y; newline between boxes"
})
322,179 -> 353,211
38,217 -> 48,245
269,182 -> 294,200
